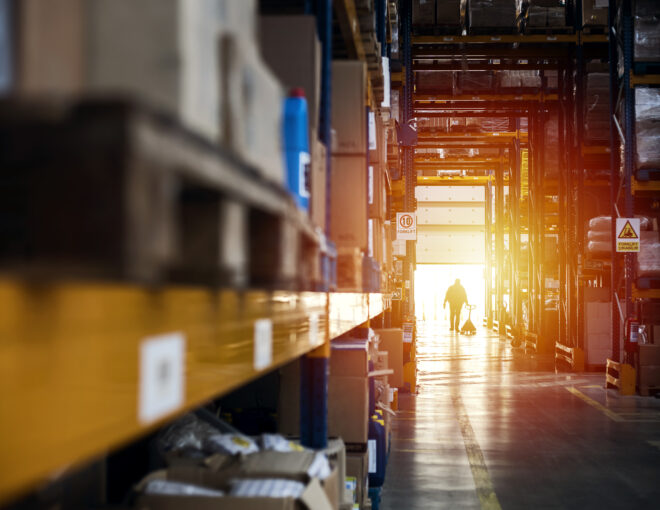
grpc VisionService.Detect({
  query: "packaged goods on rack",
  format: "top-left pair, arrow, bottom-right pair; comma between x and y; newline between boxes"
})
468,0 -> 520,31
544,113 -> 559,178
634,0 -> 660,62
416,71 -> 455,94
525,5 -> 566,30
144,479 -> 226,497
412,0 -> 436,27
635,87 -> 660,169
585,72 -> 611,143
588,215 -> 652,232
581,0 -> 608,27
637,233 -> 660,278
497,70 -> 541,88
458,71 -> 495,92
436,0 -> 463,27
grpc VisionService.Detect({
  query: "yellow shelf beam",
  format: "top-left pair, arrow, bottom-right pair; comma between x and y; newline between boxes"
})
415,93 -> 559,102
413,34 -> 577,44
0,279 -> 385,503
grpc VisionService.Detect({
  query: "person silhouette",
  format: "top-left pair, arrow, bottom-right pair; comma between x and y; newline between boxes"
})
443,278 -> 468,332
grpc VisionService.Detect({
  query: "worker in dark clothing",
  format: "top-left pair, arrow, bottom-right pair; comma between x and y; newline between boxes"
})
444,279 -> 468,332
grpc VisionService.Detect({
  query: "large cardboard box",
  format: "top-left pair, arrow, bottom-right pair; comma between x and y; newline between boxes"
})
436,0 -> 462,26
639,366 -> 660,389
135,464 -> 334,510
260,15 -> 321,144
368,165 -> 387,220
331,156 -> 368,250
639,344 -> 660,366
331,341 -> 370,377
375,328 -> 404,388
311,139 -> 328,230
412,0 -> 435,26
328,376 -> 369,444
345,452 -> 368,507
331,61 -> 367,154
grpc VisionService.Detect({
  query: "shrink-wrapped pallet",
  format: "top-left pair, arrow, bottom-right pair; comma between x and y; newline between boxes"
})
634,0 -> 660,62
636,87 -> 660,169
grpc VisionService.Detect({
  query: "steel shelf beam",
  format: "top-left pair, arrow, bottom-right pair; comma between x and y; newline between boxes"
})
0,280 -> 384,503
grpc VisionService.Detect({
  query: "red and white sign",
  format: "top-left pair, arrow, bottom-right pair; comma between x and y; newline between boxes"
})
396,212 -> 416,240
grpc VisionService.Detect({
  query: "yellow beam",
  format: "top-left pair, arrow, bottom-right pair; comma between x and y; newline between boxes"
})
417,175 -> 502,186
633,179 -> 660,192
0,279 -> 383,503
334,0 -> 366,61
415,94 -> 559,102
413,34 -> 577,44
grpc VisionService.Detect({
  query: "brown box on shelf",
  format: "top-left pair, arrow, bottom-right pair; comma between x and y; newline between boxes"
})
330,342 -> 369,377
639,366 -> 660,389
311,139 -> 328,230
639,344 -> 660,366
375,328 -> 404,388
412,0 -> 435,26
436,0 -> 462,26
331,61 -> 367,154
368,164 -> 387,220
331,156 -> 368,250
328,376 -> 369,444
337,247 -> 364,291
260,15 -> 321,144
346,451 -> 369,507
582,0 -> 608,27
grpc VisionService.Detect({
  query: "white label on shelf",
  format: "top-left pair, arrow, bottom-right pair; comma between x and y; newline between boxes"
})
309,312 -> 320,346
368,439 -> 377,473
254,319 -> 273,371
368,111 -> 377,150
138,332 -> 185,424
368,165 -> 374,205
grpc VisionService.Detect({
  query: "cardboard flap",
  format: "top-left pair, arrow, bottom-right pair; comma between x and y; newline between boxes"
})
299,478 -> 333,510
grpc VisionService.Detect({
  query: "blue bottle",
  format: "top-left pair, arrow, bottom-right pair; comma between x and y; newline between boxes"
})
283,88 -> 310,211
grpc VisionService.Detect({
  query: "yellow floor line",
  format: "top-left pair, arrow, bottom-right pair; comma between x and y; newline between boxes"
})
566,387 -> 625,422
452,394 -> 503,510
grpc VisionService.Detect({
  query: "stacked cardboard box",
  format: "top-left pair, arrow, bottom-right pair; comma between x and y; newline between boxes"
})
375,329 -> 404,389
16,0 -> 285,186
469,0 -> 520,32
331,61 -> 369,290
638,344 -> 660,394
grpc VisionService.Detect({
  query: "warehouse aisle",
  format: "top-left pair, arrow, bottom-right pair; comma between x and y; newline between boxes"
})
380,322 -> 660,510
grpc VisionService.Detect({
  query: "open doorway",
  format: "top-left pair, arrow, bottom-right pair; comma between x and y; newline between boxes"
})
414,264 -> 486,327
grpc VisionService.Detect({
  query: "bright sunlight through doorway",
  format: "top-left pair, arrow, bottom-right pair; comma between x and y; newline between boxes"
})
414,264 -> 486,328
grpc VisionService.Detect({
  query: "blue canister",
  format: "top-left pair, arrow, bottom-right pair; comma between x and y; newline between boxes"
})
283,88 -> 311,211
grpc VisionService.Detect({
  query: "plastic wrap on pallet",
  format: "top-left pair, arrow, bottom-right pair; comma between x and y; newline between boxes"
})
638,240 -> 660,277
416,71 -> 455,94
586,240 -> 611,258
469,0 -> 520,29
497,70 -> 541,88
526,5 -> 566,28
588,215 -> 652,232
636,87 -> 660,169
634,0 -> 660,62
458,71 -> 495,91
544,113 -> 559,178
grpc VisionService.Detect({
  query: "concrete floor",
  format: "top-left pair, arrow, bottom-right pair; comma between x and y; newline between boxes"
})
380,321 -> 660,510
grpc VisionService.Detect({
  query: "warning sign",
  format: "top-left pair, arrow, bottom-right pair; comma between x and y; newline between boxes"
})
396,212 -> 416,240
616,218 -> 640,252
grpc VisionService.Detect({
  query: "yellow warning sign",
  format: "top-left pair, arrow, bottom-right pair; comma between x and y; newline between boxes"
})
618,221 -> 638,239
616,218 -> 640,252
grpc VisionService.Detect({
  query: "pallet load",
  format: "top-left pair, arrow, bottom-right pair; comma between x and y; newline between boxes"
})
468,0 -> 520,34
524,1 -> 566,32
636,87 -> 660,171
585,72 -> 610,144
585,216 -> 653,259
634,0 -> 660,62
582,0 -> 608,29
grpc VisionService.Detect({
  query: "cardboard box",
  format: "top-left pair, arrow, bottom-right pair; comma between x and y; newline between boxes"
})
260,15 -> 321,144
639,344 -> 660,366
582,0 -> 608,27
639,366 -> 660,389
135,465 -> 334,510
375,329 -> 404,388
331,156 -> 368,250
331,340 -> 370,377
331,61 -> 367,154
412,0 -> 435,26
436,0 -> 462,26
345,452 -> 368,507
219,34 -> 284,185
337,247 -> 364,291
328,376 -> 369,444
368,165 -> 386,221
311,139 -> 328,230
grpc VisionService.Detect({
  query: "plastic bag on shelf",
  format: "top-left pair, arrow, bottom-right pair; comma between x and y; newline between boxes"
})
586,240 -> 611,258
260,434 -> 305,453
157,413 -> 222,454
634,0 -> 660,62
636,88 -> 660,169
229,478 -> 306,499
205,434 -> 259,456
588,215 -> 651,232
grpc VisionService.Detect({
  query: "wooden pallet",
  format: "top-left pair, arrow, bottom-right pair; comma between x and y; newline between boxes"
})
0,99 -> 320,290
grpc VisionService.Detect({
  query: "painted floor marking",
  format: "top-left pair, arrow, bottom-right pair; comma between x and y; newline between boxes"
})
566,387 -> 625,422
452,394 -> 503,510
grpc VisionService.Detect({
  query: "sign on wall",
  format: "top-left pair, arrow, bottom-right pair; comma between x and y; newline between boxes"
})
615,218 -> 640,252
